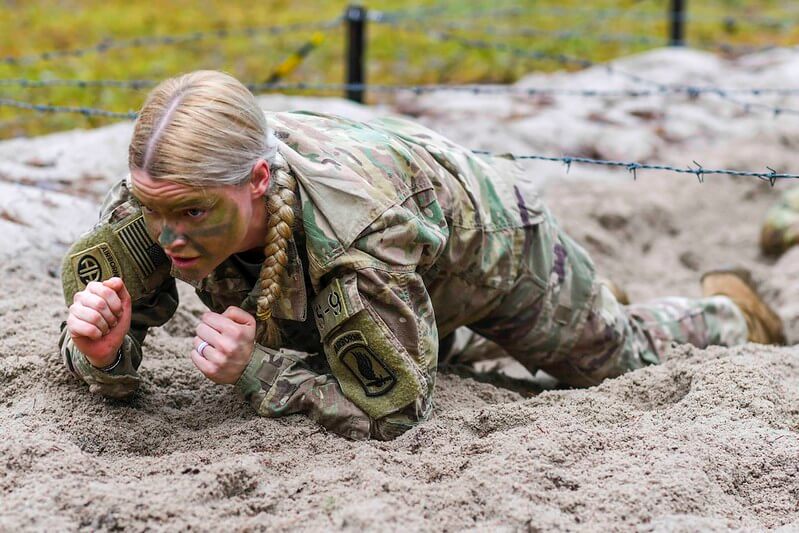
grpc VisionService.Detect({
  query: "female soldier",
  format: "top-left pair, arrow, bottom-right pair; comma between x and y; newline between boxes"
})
59,70 -> 785,441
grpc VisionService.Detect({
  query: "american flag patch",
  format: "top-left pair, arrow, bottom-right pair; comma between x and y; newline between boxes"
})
115,215 -> 168,277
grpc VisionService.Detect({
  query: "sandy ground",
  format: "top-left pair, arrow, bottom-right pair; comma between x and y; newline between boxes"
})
1,47 -> 798,531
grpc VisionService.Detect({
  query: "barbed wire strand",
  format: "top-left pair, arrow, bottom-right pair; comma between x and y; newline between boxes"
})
0,17 -> 343,66
471,152 -> 796,185
512,5 -> 799,29
422,19 -> 667,47
370,4 -> 531,24
0,97 -> 138,119
404,16 -> 799,57
0,3 -> 530,67
0,94 -> 794,184
6,78 -> 799,101
410,30 -> 799,117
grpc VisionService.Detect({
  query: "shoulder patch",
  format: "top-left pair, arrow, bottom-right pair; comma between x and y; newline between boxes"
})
332,330 -> 396,397
70,243 -> 121,286
114,215 -> 168,278
62,209 -> 172,306
312,275 -> 364,339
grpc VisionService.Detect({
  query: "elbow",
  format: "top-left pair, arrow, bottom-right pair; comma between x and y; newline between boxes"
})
371,412 -> 428,441
86,376 -> 141,399
370,394 -> 433,441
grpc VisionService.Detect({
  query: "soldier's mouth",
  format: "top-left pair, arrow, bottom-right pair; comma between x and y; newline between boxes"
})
168,255 -> 200,268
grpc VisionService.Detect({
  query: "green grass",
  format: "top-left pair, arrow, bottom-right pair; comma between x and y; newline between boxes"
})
0,0 -> 795,139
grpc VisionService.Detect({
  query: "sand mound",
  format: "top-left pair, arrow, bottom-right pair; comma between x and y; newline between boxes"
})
2,47 -> 799,530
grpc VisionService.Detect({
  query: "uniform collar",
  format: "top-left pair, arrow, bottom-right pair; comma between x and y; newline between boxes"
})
241,233 -> 307,322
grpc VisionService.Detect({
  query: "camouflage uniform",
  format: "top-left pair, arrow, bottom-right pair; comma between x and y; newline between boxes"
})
59,111 -> 749,440
761,187 -> 799,256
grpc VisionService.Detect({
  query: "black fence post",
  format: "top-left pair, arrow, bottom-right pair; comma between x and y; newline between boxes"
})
669,0 -> 686,46
345,5 -> 367,103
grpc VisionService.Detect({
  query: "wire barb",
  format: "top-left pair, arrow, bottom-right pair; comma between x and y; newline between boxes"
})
691,161 -> 705,183
767,167 -> 778,187
627,162 -> 641,180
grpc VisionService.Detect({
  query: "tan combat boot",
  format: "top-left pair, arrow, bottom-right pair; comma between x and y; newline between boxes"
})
701,268 -> 786,345
601,278 -> 630,306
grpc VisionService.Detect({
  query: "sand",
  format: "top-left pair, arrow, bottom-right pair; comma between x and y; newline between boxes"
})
1,47 -> 798,531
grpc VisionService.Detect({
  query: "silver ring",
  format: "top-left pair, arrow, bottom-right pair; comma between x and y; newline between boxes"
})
198,340 -> 210,357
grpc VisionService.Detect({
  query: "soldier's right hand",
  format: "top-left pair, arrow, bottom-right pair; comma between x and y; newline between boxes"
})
66,277 -> 132,368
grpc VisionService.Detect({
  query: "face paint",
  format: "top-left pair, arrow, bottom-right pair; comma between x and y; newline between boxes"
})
158,225 -> 181,248
130,170 -> 256,281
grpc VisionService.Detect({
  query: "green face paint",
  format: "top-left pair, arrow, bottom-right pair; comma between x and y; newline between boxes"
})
131,173 -> 256,281
158,225 -> 181,248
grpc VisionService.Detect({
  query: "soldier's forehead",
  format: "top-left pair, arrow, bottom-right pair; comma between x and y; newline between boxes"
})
130,170 -> 210,204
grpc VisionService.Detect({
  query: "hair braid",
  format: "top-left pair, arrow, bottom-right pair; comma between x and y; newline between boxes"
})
255,154 -> 297,348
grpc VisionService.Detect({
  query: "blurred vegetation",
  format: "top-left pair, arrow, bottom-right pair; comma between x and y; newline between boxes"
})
0,0 -> 796,139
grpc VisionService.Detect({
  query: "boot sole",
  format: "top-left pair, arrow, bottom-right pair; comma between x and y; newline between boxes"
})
700,266 -> 756,293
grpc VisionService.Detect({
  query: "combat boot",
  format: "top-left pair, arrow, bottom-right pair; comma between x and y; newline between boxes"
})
701,268 -> 786,345
760,188 -> 799,257
600,278 -> 630,305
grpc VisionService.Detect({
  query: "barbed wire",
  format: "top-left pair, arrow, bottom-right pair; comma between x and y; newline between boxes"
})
713,41 -> 799,56
0,17 -> 343,66
2,1 -> 794,70
515,5 -> 799,30
0,4 -> 531,68
370,4 -> 531,24
406,16 -> 799,57
472,151 -> 797,184
0,97 -> 137,119
414,19 -> 667,48
0,79 -> 158,89
6,78 -> 799,101
0,94 -> 795,184
414,31 -> 799,117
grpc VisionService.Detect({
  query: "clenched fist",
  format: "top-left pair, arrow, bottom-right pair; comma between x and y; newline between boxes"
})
191,306 -> 256,384
66,277 -> 132,368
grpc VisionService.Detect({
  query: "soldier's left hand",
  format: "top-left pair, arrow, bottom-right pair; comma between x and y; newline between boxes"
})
191,306 -> 256,384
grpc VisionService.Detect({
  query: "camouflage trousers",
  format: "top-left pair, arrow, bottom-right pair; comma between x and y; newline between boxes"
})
442,210 -> 749,387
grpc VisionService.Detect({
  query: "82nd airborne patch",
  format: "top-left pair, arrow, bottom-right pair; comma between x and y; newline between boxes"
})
70,243 -> 121,288
332,330 -> 396,397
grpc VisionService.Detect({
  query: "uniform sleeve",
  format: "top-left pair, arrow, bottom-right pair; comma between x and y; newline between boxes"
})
59,277 -> 178,398
235,267 -> 438,441
58,177 -> 177,398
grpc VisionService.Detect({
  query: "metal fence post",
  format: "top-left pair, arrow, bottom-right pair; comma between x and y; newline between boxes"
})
669,0 -> 686,46
345,5 -> 366,103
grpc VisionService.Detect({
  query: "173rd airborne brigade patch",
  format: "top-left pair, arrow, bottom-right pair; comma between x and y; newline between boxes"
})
62,212 -> 169,305
332,330 -> 396,397
313,274 -> 424,419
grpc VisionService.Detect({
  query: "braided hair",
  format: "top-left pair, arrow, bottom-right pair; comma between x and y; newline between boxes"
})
255,151 -> 297,348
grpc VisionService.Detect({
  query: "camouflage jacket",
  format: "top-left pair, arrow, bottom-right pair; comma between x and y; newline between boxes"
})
59,111 -> 546,440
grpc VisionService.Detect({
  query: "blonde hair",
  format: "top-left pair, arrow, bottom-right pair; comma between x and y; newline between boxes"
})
129,70 -> 295,348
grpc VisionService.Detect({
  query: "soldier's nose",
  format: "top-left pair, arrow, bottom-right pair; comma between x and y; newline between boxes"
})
158,226 -> 187,249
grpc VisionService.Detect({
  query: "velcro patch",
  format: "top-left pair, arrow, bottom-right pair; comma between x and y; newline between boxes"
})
114,215 -> 168,278
62,207 -> 172,306
332,330 -> 397,397
321,297 -> 424,420
313,275 -> 364,339
69,243 -> 121,287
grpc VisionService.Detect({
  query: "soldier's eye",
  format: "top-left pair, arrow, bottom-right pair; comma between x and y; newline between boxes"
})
185,208 -> 206,219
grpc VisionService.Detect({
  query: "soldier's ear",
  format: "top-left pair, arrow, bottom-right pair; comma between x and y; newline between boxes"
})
250,159 -> 271,198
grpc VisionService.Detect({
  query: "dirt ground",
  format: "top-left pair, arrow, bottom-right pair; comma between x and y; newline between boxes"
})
1,47 -> 798,531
